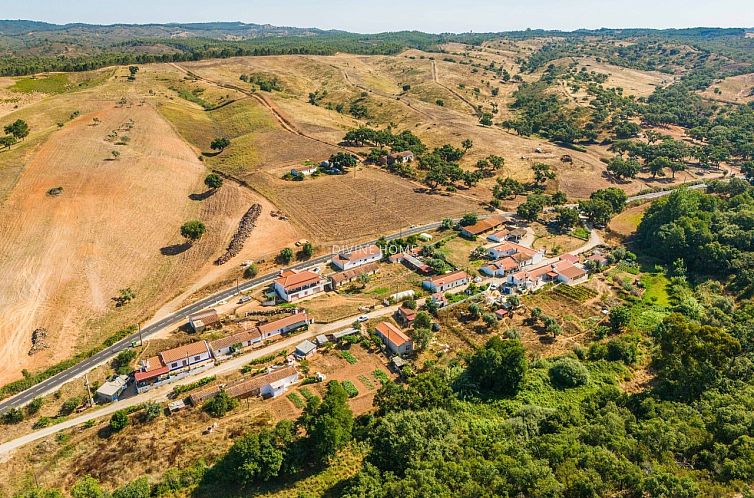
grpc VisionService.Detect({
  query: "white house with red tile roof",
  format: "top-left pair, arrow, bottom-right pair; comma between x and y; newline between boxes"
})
552,260 -> 588,285
135,340 -> 214,393
506,259 -> 588,292
486,229 -> 510,243
209,326 -> 263,358
507,264 -> 555,292
375,321 -> 413,355
274,269 -> 325,302
257,311 -> 311,340
480,256 -> 520,277
332,244 -> 383,270
423,270 -> 470,293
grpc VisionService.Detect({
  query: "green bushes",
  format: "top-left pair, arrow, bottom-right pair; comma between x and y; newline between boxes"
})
109,410 -> 129,432
204,391 -> 238,418
340,350 -> 358,364
172,376 -> 216,397
342,381 -> 359,398
287,392 -> 305,409
549,358 -> 590,388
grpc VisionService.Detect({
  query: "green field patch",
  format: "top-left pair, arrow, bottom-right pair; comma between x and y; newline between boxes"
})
640,272 -> 670,306
299,387 -> 318,401
287,392 -> 305,409
340,350 -> 358,364
11,74 -> 71,94
373,369 -> 389,384
357,375 -> 375,390
342,380 -> 359,398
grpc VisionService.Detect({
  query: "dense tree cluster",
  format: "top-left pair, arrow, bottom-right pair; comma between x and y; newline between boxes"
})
637,182 -> 754,293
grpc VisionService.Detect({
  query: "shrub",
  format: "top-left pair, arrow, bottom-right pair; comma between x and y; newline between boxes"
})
204,391 -> 238,418
60,396 -> 82,415
141,402 -> 162,422
243,264 -> 258,278
342,380 -> 359,398
109,410 -> 129,432
549,358 -> 589,389
26,397 -> 43,415
2,407 -> 24,424
607,337 -> 638,365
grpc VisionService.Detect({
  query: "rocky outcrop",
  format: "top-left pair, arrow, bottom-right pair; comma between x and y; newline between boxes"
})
215,203 -> 262,265
28,328 -> 49,356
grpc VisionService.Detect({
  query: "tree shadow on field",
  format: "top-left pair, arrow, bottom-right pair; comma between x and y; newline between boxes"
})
160,242 -> 191,256
189,190 -> 215,201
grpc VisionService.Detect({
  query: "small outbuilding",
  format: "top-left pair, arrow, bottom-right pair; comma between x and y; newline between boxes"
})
295,339 -> 318,359
95,375 -> 130,403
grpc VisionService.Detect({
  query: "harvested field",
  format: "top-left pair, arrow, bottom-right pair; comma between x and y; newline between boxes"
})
0,99 -> 245,383
701,72 -> 754,104
251,166 -> 478,245
609,203 -> 649,238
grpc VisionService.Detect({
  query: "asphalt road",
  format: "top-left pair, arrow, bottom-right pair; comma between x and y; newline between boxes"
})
0,220 -> 446,411
0,183 -> 706,412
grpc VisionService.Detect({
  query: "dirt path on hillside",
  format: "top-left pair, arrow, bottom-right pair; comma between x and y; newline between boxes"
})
169,63 -> 367,159
431,60 -> 481,116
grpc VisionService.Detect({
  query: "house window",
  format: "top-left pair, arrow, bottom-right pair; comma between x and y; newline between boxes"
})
171,362 -> 178,368
194,355 -> 201,361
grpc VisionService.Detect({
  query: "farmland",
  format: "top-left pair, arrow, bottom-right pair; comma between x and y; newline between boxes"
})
1,19 -> 754,498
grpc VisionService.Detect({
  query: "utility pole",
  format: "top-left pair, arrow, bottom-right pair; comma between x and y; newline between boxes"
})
84,373 -> 94,407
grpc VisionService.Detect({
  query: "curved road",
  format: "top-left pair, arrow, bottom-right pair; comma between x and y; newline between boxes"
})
0,183 -> 707,412
0,221 -> 446,412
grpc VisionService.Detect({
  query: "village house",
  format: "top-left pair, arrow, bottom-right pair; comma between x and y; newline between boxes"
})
375,321 -> 413,356
380,150 -> 414,165
552,260 -> 588,285
188,308 -> 221,333
332,244 -> 383,270
135,340 -> 214,393
396,306 -> 417,325
290,164 -> 318,177
486,229 -> 510,243
189,366 -> 299,405
487,242 -> 544,267
329,262 -> 379,289
209,325 -> 262,358
274,269 -> 325,302
480,256 -> 521,277
428,292 -> 448,308
460,215 -> 507,239
257,311 -> 311,340
423,270 -> 470,293
226,365 -> 299,399
400,252 -> 432,274
507,264 -> 555,293
560,253 -> 580,264
506,259 -> 588,292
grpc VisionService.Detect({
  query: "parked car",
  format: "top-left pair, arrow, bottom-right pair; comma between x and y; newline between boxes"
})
357,315 -> 369,323
238,296 -> 252,304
